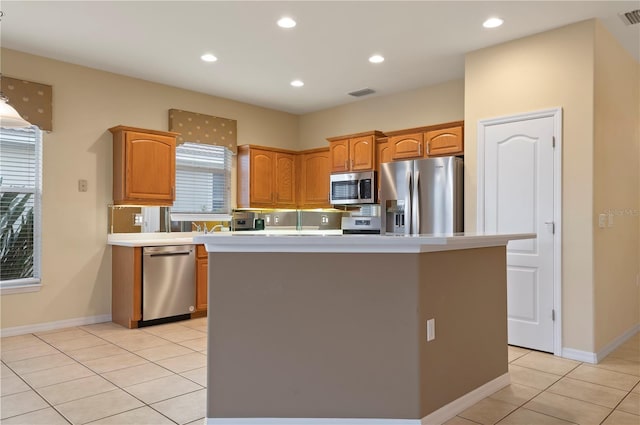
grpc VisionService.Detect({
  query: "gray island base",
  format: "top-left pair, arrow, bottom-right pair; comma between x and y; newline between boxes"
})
195,233 -> 534,425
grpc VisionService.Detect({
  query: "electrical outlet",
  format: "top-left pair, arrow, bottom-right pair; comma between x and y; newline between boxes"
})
78,179 -> 88,192
426,318 -> 435,342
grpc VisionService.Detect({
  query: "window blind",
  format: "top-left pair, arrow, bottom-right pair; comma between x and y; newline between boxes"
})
172,143 -> 232,217
0,126 -> 42,287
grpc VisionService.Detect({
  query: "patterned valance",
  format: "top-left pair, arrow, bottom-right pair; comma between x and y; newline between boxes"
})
168,109 -> 237,154
1,75 -> 53,131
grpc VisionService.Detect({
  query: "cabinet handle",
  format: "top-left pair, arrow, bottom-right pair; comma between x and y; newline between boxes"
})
426,141 -> 430,155
418,143 -> 422,156
351,159 -> 354,169
344,160 -> 348,170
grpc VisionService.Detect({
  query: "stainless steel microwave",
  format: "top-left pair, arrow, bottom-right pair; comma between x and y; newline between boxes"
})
329,171 -> 376,205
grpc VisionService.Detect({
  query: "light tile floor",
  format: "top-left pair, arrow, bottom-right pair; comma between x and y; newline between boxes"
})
1,319 -> 638,425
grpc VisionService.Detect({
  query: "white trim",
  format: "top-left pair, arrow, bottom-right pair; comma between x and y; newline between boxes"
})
207,419 -> 420,425
561,323 -> 639,364
595,323 -> 640,363
477,107 -> 563,356
205,373 -> 510,425
420,373 -> 510,425
0,281 -> 42,295
0,314 -> 112,337
561,348 -> 598,364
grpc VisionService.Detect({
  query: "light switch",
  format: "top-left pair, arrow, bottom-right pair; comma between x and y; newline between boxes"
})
608,213 -> 614,227
598,214 -> 606,228
78,179 -> 88,192
426,318 -> 435,341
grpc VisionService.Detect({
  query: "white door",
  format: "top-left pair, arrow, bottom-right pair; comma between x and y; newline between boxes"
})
480,111 -> 558,353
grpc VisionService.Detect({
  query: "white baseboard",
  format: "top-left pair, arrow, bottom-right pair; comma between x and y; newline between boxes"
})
595,323 -> 640,363
207,419 -> 420,425
421,373 -> 511,425
561,348 -> 597,364
205,373 -> 510,425
561,323 -> 640,364
0,314 -> 112,337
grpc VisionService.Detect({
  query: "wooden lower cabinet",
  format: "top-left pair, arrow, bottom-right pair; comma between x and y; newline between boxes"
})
196,245 -> 208,312
111,246 -> 142,329
112,244 -> 208,328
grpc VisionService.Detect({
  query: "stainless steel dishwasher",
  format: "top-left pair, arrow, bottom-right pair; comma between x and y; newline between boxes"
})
142,245 -> 195,322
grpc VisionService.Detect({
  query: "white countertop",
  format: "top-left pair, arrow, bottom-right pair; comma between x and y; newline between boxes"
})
106,229 -> 344,247
194,232 -> 536,254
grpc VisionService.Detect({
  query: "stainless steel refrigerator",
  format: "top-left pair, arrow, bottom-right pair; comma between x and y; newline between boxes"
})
380,156 -> 463,235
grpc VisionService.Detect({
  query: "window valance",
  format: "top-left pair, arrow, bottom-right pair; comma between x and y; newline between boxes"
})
1,76 -> 53,131
168,109 -> 237,154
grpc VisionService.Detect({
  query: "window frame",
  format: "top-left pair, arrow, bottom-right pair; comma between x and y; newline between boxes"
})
0,126 -> 43,294
171,142 -> 233,222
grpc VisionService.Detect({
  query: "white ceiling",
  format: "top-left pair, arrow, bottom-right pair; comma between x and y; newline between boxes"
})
2,1 -> 639,114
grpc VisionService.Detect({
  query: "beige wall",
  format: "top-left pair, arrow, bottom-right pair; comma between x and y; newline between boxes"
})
593,22 -> 640,351
465,21 -> 597,352
298,79 -> 464,149
0,48 -> 298,330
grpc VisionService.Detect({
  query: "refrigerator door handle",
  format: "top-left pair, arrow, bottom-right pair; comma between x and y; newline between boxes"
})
405,171 -> 412,235
413,170 -> 420,235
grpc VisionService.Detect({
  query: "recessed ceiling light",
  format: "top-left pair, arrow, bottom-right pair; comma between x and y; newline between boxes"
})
369,54 -> 385,64
483,17 -> 504,28
277,17 -> 296,28
290,80 -> 304,87
200,53 -> 218,62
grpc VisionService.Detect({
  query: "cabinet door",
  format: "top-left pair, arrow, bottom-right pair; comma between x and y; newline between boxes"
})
275,153 -> 296,207
125,131 -> 175,203
249,149 -> 275,205
377,139 -> 394,165
376,139 -> 393,193
299,151 -> 330,208
349,135 -> 375,171
425,126 -> 463,157
329,139 -> 350,173
390,133 -> 423,160
196,258 -> 208,312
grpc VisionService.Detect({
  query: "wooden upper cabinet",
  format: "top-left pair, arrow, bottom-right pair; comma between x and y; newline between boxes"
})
249,149 -> 275,206
327,131 -> 383,173
109,126 -> 178,206
425,125 -> 464,157
376,137 -> 394,165
299,148 -> 330,208
274,152 -> 296,208
389,132 -> 424,160
349,135 -> 375,171
329,139 -> 350,173
237,145 -> 297,208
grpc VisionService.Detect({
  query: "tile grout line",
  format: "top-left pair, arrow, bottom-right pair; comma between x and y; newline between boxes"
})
3,326 -> 205,424
1,359 -> 74,424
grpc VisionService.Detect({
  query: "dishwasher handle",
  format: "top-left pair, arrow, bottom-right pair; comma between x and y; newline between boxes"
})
145,250 -> 192,257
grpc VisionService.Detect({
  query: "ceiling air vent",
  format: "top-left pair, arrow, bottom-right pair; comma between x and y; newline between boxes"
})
348,88 -> 375,97
619,9 -> 640,25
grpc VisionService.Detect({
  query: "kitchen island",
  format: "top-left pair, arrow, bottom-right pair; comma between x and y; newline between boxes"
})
195,233 -> 534,425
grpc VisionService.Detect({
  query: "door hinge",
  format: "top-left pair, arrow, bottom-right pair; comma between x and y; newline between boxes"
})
552,309 -> 556,321
545,221 -> 555,234
552,136 -> 556,148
